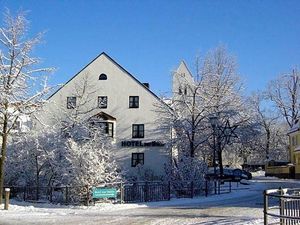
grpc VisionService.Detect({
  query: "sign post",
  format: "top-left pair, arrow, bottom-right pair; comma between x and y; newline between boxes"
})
4,188 -> 10,210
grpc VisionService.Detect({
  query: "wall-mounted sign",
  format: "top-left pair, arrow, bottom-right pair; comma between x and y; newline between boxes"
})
121,140 -> 165,147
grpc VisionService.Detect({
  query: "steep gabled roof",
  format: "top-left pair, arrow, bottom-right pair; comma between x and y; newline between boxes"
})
176,60 -> 194,80
287,119 -> 300,135
47,52 -> 168,108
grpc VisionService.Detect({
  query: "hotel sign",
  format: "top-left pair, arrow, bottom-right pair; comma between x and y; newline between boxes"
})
92,187 -> 117,199
121,140 -> 165,147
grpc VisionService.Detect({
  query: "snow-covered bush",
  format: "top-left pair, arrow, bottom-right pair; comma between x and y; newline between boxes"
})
5,129 -> 59,187
5,125 -> 122,203
126,164 -> 164,182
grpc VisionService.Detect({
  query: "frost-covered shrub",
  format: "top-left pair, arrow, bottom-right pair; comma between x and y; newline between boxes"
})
165,154 -> 208,196
126,164 -> 164,182
5,128 -> 122,203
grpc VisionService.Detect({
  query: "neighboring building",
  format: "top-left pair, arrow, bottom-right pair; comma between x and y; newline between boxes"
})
36,52 -> 171,177
286,120 -> 300,178
172,61 -> 194,98
265,121 -> 299,179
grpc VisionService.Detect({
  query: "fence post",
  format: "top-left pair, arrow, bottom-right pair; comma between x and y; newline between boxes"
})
145,182 -> 148,202
214,180 -> 217,194
168,181 -> 171,200
65,186 -> 69,205
191,181 -> 194,198
229,181 -> 232,193
120,182 -> 124,204
49,187 -> 53,203
36,186 -> 39,201
4,188 -> 10,210
218,180 -> 220,194
23,186 -> 26,201
86,185 -> 90,206
278,187 -> 283,225
263,190 -> 268,225
205,180 -> 208,197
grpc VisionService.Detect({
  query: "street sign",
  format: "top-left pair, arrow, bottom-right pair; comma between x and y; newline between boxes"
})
92,187 -> 117,199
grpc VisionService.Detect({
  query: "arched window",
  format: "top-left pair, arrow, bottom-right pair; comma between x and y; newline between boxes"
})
99,73 -> 107,80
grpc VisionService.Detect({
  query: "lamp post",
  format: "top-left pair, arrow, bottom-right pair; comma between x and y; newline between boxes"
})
209,116 -> 238,178
209,116 -> 218,177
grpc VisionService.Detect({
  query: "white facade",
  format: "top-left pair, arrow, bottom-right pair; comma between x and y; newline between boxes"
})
36,52 -> 171,177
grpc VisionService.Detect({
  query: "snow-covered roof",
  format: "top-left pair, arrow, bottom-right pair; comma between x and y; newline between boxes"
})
287,119 -> 300,135
294,146 -> 300,151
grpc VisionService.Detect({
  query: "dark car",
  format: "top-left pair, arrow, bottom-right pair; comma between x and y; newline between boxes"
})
206,168 -> 252,180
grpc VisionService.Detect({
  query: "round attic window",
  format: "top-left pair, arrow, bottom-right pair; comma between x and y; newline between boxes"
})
99,73 -> 107,80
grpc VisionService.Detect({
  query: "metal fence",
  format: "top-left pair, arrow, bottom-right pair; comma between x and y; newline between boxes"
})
4,185 -> 88,205
123,181 -> 170,203
264,188 -> 300,225
3,178 -> 241,205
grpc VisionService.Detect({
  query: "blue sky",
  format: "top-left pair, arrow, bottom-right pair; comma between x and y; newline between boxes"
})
1,0 -> 300,96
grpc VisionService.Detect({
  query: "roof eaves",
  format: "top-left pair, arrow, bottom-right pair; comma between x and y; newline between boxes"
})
47,52 -> 107,100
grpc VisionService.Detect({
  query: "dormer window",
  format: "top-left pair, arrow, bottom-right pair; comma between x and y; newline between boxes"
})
99,73 -> 107,80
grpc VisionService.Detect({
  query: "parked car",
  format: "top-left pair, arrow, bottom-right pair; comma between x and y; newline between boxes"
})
206,167 -> 252,180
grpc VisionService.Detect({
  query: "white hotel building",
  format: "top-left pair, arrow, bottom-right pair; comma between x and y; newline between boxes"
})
36,52 -> 190,176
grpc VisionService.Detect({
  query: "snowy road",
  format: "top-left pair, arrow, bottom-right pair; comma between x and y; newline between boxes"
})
0,177 -> 299,225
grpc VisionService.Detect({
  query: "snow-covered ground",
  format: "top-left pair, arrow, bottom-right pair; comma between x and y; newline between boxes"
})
0,172 -> 299,225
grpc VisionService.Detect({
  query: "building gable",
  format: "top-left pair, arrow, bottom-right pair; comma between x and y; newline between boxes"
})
48,52 -> 165,106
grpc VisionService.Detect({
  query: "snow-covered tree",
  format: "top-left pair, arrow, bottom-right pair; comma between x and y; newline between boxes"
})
36,74 -> 122,200
267,68 -> 300,128
5,127 -> 61,203
0,10 -> 52,202
64,131 -> 120,186
249,93 -> 288,160
158,46 -> 245,179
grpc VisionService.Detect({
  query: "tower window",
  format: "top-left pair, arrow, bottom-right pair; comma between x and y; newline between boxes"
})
184,86 -> 187,95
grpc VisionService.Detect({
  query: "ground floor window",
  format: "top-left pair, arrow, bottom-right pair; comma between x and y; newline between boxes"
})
132,153 -> 144,167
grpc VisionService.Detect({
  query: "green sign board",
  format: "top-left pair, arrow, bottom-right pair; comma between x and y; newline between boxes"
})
92,187 -> 117,199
